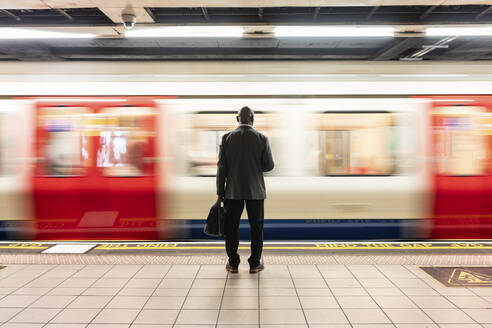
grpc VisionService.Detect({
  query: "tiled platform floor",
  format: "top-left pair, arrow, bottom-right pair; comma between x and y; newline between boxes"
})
0,262 -> 491,327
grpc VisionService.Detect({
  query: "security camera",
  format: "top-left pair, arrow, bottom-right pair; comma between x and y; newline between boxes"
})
122,13 -> 136,29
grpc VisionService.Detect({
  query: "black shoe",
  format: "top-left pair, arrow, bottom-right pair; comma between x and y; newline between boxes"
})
249,263 -> 264,274
226,263 -> 238,273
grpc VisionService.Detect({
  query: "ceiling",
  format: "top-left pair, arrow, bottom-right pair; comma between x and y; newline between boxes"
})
0,1 -> 491,61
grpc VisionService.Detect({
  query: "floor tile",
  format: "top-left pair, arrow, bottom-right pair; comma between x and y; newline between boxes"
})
292,279 -> 327,288
106,296 -> 149,309
68,295 -> 112,308
133,309 -> 179,324
299,296 -> 339,309
158,279 -> 194,289
92,278 -> 129,288
44,324 -> 88,328
260,288 -> 297,296
400,288 -> 439,296
463,308 -> 492,323
325,279 -> 361,288
51,308 -> 100,323
125,279 -> 160,289
226,279 -> 258,289
58,278 -> 97,288
366,288 -> 404,296
259,279 -> 295,288
336,296 -> 379,308
446,296 -> 492,308
192,279 -> 226,289
182,296 -> 222,309
437,324 -> 483,328
224,288 -> 258,297
383,308 -> 433,323
343,309 -> 391,324
48,287 -> 86,296
304,309 -> 349,324
0,324 -> 44,328
10,308 -> 61,323
423,308 -> 475,323
29,295 -> 76,308
175,309 -> 219,325
218,309 -> 258,324
144,296 -> 185,309
221,296 -> 258,309
409,296 -> 456,308
0,308 -> 23,323
92,309 -> 140,324
260,296 -> 301,309
118,288 -> 155,296
153,288 -> 189,297
260,309 -> 306,324
188,288 -> 223,297
0,295 -> 40,307
331,288 -> 368,296
82,288 -> 121,296
12,287 -> 52,295
372,295 -> 417,308
358,278 -> 395,288
296,288 -> 332,296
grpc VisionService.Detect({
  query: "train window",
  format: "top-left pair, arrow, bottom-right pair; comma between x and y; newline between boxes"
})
96,107 -> 156,177
433,106 -> 488,176
187,113 -> 272,176
313,112 -> 396,176
37,107 -> 91,177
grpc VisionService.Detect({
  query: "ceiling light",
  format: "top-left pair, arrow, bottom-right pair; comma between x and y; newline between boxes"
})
0,28 -> 94,39
426,26 -> 492,36
126,26 -> 244,38
274,26 -> 394,37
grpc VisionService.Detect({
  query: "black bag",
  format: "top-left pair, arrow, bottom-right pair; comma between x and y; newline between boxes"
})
204,198 -> 226,237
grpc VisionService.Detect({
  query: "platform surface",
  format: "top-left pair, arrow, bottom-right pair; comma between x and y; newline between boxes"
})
0,241 -> 491,327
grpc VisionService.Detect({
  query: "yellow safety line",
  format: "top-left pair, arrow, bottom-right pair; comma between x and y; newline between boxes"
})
0,246 -> 48,249
94,245 -> 492,250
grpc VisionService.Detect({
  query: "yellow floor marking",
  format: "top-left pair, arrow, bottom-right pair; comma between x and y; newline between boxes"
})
94,245 -> 492,250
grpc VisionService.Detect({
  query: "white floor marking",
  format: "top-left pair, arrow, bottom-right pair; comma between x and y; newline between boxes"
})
42,244 -> 96,254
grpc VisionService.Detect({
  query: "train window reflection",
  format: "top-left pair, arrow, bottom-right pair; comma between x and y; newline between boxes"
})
433,106 -> 488,176
97,108 -> 156,177
313,112 -> 396,176
187,112 -> 272,176
37,107 -> 91,177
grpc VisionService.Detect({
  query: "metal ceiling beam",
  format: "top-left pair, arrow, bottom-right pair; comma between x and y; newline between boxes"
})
0,9 -> 21,21
313,7 -> 320,20
372,37 -> 424,60
420,5 -> 438,20
258,8 -> 263,21
476,6 -> 492,19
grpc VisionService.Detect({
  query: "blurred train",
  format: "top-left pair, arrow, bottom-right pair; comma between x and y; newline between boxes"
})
0,61 -> 492,240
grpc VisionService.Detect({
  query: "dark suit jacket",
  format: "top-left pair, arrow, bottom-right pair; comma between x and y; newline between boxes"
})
217,125 -> 274,200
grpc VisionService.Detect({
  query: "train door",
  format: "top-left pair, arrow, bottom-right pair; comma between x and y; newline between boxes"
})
428,97 -> 492,239
32,97 -> 160,240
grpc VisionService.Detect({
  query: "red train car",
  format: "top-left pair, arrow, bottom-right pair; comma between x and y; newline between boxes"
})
422,96 -> 492,239
29,97 -> 166,240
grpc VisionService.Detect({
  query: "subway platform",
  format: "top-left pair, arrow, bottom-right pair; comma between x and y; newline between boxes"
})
0,241 -> 491,327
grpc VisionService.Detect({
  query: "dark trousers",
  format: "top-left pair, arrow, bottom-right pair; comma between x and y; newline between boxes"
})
225,199 -> 264,268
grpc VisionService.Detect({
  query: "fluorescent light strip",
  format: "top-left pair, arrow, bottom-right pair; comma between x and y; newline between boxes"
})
0,28 -> 94,39
275,26 -> 394,37
126,26 -> 244,38
427,26 -> 492,36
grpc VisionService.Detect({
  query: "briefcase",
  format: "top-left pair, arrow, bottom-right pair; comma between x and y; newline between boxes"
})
204,198 -> 226,237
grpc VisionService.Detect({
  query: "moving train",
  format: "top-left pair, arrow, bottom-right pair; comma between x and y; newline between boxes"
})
0,61 -> 491,240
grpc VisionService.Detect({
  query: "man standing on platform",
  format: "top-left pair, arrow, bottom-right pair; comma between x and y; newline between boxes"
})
216,106 -> 274,274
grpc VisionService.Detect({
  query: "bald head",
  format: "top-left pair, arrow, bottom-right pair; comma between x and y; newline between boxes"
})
237,106 -> 254,125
